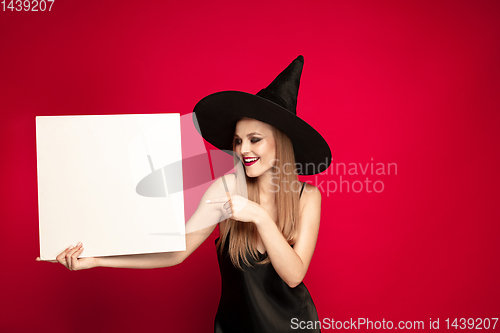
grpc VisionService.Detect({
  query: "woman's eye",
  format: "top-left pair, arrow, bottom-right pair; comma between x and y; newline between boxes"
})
234,138 -> 261,145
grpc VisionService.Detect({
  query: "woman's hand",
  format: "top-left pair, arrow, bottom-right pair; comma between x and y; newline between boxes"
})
37,243 -> 99,271
207,195 -> 271,225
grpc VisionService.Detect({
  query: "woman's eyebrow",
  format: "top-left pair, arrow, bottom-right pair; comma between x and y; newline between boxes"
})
234,132 -> 262,138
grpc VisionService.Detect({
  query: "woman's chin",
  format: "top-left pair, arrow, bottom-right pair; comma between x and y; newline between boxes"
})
244,167 -> 261,178
244,165 -> 275,178
245,170 -> 259,178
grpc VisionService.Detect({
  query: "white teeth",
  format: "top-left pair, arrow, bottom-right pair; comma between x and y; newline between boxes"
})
244,157 -> 259,162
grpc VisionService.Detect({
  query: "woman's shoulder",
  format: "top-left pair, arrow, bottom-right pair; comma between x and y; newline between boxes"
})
203,173 -> 238,197
299,182 -> 322,204
213,173 -> 237,187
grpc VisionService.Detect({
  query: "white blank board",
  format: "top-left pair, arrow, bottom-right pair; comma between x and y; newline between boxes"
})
36,114 -> 186,260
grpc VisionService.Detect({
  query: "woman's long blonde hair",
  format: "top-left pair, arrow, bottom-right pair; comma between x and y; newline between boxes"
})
216,124 -> 301,269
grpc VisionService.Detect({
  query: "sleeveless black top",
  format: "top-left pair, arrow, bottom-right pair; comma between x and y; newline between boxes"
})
214,182 -> 321,332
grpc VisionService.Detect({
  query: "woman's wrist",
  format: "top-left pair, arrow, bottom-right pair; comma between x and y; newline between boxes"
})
93,257 -> 102,268
254,211 -> 274,229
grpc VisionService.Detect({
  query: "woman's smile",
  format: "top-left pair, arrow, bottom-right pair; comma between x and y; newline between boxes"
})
243,156 -> 260,166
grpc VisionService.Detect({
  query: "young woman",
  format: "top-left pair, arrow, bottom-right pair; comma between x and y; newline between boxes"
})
51,56 -> 332,332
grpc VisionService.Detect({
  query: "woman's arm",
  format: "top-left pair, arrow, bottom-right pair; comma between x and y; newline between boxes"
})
256,183 -> 321,288
210,182 -> 321,287
51,175 -> 236,271
94,224 -> 217,269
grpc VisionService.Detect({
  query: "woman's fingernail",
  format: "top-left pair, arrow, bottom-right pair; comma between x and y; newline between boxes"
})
206,200 -> 211,203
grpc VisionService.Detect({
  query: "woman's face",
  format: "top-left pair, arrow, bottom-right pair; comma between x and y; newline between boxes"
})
234,117 -> 276,178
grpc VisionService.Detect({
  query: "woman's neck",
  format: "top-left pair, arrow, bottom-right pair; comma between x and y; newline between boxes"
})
256,170 -> 277,201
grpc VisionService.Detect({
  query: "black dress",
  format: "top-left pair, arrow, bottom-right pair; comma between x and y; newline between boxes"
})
214,183 -> 321,333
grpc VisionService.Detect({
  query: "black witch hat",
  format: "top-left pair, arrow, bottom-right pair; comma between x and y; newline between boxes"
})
193,56 -> 331,175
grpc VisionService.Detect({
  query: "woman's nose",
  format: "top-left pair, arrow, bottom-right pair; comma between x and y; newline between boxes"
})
241,139 -> 251,155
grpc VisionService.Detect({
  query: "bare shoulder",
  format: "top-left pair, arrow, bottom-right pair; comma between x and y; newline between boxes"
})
300,182 -> 322,204
298,182 -> 322,223
203,173 -> 237,199
213,173 -> 238,190
293,182 -> 322,255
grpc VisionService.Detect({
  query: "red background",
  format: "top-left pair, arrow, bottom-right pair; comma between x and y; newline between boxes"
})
1,1 -> 499,332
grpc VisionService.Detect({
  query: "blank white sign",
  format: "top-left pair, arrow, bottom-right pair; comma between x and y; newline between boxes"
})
36,114 -> 186,260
